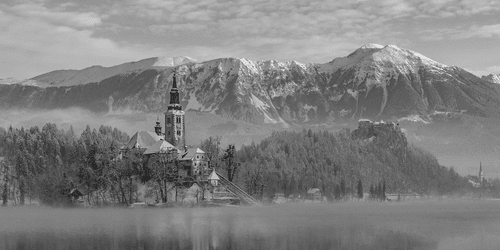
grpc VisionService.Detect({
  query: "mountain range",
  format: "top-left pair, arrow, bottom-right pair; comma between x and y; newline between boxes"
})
1,44 -> 499,175
1,44 -> 500,126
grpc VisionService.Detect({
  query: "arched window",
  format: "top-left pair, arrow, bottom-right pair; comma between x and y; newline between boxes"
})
166,117 -> 171,124
177,131 -> 181,136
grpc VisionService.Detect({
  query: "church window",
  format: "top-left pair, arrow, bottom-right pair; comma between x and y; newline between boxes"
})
177,131 -> 181,136
167,117 -> 171,124
167,131 -> 170,135
176,116 -> 181,123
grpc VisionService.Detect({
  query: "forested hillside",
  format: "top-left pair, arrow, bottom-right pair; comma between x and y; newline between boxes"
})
232,129 -> 470,200
0,124 -> 130,206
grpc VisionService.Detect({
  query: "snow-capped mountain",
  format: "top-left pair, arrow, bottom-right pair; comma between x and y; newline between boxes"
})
1,45 -> 500,125
30,56 -> 197,87
482,73 -> 500,84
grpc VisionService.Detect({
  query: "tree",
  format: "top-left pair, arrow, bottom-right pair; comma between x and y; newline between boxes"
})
200,136 -> 222,169
340,178 -> 346,200
357,179 -> 363,200
1,159 -> 9,206
148,150 -> 179,203
382,179 -> 386,201
334,184 -> 341,201
369,184 -> 375,200
223,144 -> 238,182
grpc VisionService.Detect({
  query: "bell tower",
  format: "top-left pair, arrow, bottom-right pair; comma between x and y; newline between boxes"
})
154,116 -> 162,136
164,70 -> 185,148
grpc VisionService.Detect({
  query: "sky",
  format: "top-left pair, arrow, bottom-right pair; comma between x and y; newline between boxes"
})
1,0 -> 500,80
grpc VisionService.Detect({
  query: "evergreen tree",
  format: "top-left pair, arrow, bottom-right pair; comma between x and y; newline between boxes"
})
382,180 -> 386,201
357,179 -> 363,200
340,178 -> 346,200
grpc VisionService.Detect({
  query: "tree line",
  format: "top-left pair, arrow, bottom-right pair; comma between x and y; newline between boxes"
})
203,129 -> 471,201
0,123 -> 473,206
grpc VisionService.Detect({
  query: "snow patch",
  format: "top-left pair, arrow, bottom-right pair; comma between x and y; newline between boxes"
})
398,115 -> 430,124
185,91 -> 210,112
249,94 -> 277,123
347,89 -> 358,99
303,104 -> 317,122
482,73 -> 500,84
240,58 -> 260,74
360,43 -> 384,49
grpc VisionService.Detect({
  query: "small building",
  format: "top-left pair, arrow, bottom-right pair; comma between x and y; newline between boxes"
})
179,148 -> 210,178
208,170 -> 219,187
68,188 -> 83,203
306,188 -> 322,201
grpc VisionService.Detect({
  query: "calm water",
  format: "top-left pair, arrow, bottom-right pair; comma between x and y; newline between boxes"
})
1,200 -> 500,250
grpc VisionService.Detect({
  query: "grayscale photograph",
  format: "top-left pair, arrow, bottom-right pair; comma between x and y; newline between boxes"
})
1,0 -> 500,249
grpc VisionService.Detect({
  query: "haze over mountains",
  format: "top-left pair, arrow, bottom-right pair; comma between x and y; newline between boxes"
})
1,44 -> 499,175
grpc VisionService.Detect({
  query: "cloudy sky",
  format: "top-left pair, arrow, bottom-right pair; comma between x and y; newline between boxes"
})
1,0 -> 500,79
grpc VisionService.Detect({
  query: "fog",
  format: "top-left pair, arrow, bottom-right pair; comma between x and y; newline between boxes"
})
1,201 -> 500,250
0,108 -> 152,136
0,108 -> 277,149
1,108 -> 499,176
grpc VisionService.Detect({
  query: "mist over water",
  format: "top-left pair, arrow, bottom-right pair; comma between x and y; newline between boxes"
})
1,201 -> 500,250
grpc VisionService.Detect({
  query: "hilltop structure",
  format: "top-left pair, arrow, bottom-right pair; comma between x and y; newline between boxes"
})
351,119 -> 408,160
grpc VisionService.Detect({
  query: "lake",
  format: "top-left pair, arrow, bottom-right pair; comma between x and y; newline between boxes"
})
1,200 -> 500,250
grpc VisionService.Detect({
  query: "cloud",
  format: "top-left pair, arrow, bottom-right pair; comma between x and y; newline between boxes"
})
0,2 -> 155,79
450,24 -> 500,39
415,0 -> 500,17
418,24 -> 500,41
2,0 -> 500,80
9,3 -> 102,28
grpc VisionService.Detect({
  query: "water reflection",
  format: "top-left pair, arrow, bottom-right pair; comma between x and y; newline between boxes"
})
1,201 -> 500,250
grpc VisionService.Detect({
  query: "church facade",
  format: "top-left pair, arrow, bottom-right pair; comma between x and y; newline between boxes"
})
124,71 -> 209,179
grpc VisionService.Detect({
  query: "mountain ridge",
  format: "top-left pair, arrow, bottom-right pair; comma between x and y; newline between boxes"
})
1,44 -> 500,126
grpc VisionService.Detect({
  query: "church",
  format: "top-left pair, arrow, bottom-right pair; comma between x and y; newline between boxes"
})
124,71 -> 210,181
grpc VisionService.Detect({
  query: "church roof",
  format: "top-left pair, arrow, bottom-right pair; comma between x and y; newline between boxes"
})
208,169 -> 219,181
126,131 -> 163,149
179,148 -> 206,161
143,140 -> 177,155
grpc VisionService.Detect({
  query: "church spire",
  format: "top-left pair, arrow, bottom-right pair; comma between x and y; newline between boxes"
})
169,71 -> 180,106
